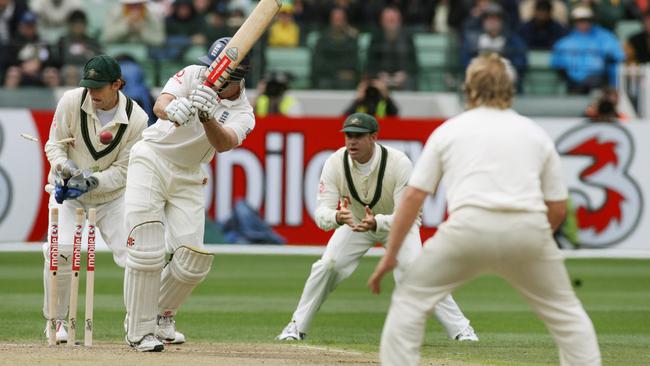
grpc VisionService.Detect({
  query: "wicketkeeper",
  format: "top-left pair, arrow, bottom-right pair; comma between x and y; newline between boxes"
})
43,55 -> 148,343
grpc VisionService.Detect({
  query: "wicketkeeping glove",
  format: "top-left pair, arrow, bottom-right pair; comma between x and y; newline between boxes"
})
64,169 -> 99,200
164,97 -> 195,126
53,160 -> 81,203
189,84 -> 219,122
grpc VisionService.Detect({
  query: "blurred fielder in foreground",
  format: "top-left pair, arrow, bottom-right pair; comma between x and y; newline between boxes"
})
122,37 -> 255,352
43,55 -> 148,343
369,53 -> 601,366
277,112 -> 478,342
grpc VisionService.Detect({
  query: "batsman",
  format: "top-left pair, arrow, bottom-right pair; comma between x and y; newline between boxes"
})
277,113 -> 478,342
43,55 -> 149,343
122,37 -> 255,352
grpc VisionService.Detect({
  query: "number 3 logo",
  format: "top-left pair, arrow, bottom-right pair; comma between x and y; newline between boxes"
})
556,123 -> 643,248
0,123 -> 13,224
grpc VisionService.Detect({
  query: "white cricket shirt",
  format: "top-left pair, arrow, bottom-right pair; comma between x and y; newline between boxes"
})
315,143 -> 420,232
45,87 -> 149,204
142,64 -> 255,168
410,107 -> 567,213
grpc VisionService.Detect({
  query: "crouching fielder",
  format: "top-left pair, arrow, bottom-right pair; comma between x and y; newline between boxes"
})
369,54 -> 601,366
277,113 -> 477,342
43,55 -> 148,343
123,37 -> 255,352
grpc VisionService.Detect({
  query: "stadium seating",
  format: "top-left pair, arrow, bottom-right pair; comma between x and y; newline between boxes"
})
414,33 -> 458,92
265,47 -> 311,89
523,50 -> 565,95
358,32 -> 371,73
616,20 -> 642,43
104,43 -> 149,64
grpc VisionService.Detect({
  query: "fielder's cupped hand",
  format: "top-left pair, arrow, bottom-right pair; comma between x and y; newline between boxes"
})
335,197 -> 355,227
189,84 -> 219,122
165,97 -> 194,126
353,206 -> 377,232
368,255 -> 398,295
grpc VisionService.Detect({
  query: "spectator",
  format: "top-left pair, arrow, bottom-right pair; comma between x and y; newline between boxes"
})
268,3 -> 300,47
432,0 -> 451,33
29,0 -> 83,44
311,7 -> 359,89
626,12 -> 650,63
551,6 -> 625,94
165,0 -> 204,45
116,55 -> 156,125
193,0 -> 213,17
4,11 -> 59,88
520,0 -> 569,26
0,0 -> 29,82
589,0 -> 640,32
395,0 -> 436,32
462,0 -> 519,36
344,78 -> 399,117
200,9 -> 231,44
254,71 -> 303,117
366,6 -> 418,90
462,0 -> 494,37
101,0 -> 165,46
0,0 -> 28,44
519,0 -> 568,50
461,3 -> 527,86
56,10 -> 102,67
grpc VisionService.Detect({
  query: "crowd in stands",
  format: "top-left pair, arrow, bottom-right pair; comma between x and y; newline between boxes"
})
1,0 -> 650,116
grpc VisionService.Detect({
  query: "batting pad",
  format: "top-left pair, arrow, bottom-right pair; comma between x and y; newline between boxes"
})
42,245 -> 72,320
158,246 -> 214,316
124,221 -> 166,342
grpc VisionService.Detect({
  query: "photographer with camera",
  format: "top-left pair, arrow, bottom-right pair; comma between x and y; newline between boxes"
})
344,78 -> 399,118
584,87 -> 628,123
254,70 -> 303,117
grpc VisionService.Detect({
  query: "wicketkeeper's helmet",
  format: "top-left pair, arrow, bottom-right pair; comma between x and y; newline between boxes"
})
199,37 -> 250,81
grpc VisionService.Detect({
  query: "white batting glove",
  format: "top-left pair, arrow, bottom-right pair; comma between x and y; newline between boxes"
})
164,97 -> 194,126
189,84 -> 219,122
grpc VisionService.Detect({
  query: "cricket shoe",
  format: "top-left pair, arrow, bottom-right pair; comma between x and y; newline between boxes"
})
155,315 -> 186,344
455,325 -> 479,341
275,320 -> 305,341
126,334 -> 165,352
44,319 -> 68,344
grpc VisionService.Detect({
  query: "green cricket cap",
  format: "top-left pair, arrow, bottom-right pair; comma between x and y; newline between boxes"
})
340,113 -> 379,133
79,55 -> 121,88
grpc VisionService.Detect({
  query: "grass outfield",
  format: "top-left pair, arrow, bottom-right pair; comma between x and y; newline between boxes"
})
0,251 -> 648,365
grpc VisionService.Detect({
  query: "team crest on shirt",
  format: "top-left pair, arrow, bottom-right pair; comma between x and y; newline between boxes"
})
218,111 -> 230,124
555,123 -> 643,248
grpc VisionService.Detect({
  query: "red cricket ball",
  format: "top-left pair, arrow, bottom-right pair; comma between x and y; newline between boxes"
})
99,131 -> 113,145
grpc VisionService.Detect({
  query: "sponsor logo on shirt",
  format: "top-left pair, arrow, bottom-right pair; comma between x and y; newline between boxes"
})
173,70 -> 185,84
218,111 -> 230,124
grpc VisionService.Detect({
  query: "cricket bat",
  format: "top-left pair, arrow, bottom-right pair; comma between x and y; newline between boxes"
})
203,0 -> 282,89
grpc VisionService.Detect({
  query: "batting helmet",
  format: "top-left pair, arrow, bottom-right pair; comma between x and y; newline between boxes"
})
199,37 -> 250,81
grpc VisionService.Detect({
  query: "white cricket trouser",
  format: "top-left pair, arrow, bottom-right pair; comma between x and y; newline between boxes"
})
291,224 -> 471,338
381,207 -> 601,366
124,141 -> 206,251
123,141 -> 207,340
42,194 -> 127,320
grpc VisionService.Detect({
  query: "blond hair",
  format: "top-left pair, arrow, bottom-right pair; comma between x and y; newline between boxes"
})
463,53 -> 515,110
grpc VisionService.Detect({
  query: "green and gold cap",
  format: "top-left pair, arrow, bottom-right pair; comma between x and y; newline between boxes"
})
340,113 -> 379,133
79,55 -> 121,88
